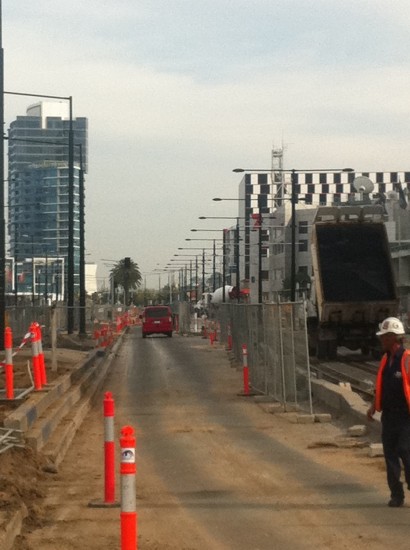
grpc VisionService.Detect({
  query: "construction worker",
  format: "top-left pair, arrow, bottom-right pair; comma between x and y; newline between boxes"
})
367,317 -> 410,507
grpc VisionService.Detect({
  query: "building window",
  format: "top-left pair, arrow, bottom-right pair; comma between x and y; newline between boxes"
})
298,221 -> 308,234
298,239 -> 308,252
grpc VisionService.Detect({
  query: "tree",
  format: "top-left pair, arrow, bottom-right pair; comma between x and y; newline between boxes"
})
110,257 -> 142,305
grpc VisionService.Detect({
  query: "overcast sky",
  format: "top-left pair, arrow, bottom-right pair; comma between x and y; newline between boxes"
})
4,1 -> 410,288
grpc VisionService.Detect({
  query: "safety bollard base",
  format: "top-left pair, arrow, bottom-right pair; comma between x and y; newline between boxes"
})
237,390 -> 258,397
88,498 -> 120,509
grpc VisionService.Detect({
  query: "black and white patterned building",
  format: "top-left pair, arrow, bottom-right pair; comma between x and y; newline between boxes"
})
234,172 -> 410,303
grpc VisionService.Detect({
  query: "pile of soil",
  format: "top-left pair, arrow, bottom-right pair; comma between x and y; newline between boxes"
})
0,446 -> 49,522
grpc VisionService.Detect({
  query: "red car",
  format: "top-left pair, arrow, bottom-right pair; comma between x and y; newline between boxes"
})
141,306 -> 173,338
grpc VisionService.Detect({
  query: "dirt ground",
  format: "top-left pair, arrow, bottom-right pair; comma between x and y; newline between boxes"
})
0,334 -> 398,549
0,332 -> 96,545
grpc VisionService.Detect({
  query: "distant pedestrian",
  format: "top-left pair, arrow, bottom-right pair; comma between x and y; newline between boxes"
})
367,317 -> 410,507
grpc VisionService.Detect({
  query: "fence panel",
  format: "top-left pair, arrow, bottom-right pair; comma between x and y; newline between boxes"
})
215,301 -> 312,413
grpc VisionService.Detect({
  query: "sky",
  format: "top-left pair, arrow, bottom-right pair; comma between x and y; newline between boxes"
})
4,0 -> 410,288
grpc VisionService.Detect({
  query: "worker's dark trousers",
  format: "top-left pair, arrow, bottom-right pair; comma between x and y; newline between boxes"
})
381,413 -> 410,500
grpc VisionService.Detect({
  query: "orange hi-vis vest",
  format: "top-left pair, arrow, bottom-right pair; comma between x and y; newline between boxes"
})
375,349 -> 410,412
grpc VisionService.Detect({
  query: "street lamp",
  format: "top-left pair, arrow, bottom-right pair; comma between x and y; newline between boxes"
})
233,167 -> 354,301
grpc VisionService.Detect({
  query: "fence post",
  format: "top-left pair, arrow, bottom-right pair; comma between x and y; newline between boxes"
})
51,305 -> 58,372
227,324 -> 232,351
5,327 -> 14,399
120,425 -> 137,550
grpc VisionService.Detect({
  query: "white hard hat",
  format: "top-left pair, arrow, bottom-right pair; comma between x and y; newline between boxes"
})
376,317 -> 405,336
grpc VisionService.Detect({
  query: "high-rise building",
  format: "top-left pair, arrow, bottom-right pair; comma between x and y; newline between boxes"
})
7,102 -> 88,298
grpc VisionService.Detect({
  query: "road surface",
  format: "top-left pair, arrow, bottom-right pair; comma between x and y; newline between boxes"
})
19,328 -> 410,549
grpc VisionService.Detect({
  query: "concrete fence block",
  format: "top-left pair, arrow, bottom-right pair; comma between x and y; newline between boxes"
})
347,425 -> 367,437
297,414 -> 315,424
314,413 -> 332,423
368,443 -> 384,457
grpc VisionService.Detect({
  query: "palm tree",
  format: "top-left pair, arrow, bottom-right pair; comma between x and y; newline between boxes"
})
110,257 -> 142,305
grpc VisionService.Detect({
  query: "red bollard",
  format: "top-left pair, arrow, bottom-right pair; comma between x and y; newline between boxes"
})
242,344 -> 250,396
120,426 -> 137,550
5,327 -> 14,399
36,323 -> 47,386
30,323 -> 42,390
104,392 -> 116,504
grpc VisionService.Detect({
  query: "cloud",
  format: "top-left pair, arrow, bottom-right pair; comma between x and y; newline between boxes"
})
4,1 -> 410,283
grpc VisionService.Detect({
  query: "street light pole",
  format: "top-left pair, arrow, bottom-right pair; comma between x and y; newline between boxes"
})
258,216 -> 263,303
212,240 -> 216,292
222,230 -> 226,302
202,249 -> 205,295
78,144 -> 86,335
290,169 -> 298,302
235,219 -> 240,301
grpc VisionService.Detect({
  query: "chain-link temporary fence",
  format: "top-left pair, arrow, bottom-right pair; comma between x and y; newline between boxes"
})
178,301 -> 192,335
6,305 -> 67,341
216,302 -> 313,413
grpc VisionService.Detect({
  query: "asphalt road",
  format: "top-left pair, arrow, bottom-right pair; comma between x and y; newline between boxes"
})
21,328 -> 410,549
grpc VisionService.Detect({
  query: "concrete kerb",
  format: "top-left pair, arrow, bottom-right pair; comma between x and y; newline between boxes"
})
3,352 -> 98,432
310,377 -> 380,435
222,348 -> 379,432
26,356 -> 107,452
42,332 -> 125,467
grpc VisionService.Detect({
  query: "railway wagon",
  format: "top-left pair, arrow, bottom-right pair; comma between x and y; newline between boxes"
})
307,205 -> 398,359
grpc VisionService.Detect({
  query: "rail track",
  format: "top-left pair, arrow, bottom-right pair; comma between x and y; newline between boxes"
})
310,353 -> 378,400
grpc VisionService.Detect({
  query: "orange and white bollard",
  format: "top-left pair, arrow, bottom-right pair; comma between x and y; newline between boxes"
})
30,323 -> 42,391
120,425 -> 137,550
242,344 -> 250,396
104,392 -> 116,504
5,327 -> 14,399
35,323 -> 47,386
